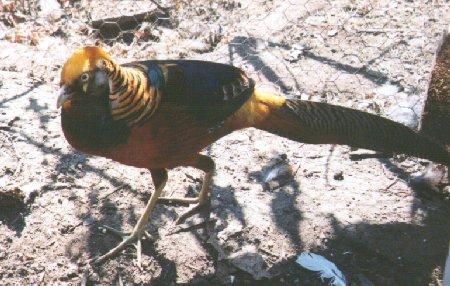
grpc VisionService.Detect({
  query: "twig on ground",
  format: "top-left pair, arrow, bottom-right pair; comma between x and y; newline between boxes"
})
99,185 -> 124,200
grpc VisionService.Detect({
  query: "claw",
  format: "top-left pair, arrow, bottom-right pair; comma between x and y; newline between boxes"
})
89,169 -> 167,265
90,225 -> 142,266
175,201 -> 210,225
157,195 -> 210,224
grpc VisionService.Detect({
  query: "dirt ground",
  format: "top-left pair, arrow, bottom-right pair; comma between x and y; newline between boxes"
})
0,0 -> 449,285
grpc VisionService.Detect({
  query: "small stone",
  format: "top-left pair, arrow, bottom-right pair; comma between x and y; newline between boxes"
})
65,263 -> 78,279
375,82 -> 399,97
287,44 -> 306,61
90,272 -> 100,281
38,0 -> 62,20
217,220 -> 243,242
21,181 -> 44,204
228,245 -> 269,279
8,116 -> 20,127
333,171 -> 344,181
327,30 -> 338,37
261,156 -> 293,189
409,37 -> 425,48
443,186 -> 450,195
388,105 -> 419,129
183,39 -> 210,53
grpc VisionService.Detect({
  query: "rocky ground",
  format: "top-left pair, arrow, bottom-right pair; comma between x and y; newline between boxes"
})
0,0 -> 449,285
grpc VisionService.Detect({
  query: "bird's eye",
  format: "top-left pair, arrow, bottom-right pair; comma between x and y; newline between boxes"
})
80,73 -> 89,82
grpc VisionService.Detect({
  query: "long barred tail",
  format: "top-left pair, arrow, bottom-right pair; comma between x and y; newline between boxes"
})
256,98 -> 450,166
420,31 -> 450,145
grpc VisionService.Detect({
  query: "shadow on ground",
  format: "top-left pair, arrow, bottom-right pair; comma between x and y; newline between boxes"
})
1,38 -> 447,285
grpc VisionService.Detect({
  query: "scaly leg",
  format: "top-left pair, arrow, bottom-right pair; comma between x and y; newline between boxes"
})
158,155 -> 215,224
92,169 -> 168,265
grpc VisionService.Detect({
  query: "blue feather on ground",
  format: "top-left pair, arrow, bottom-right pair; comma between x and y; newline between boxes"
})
296,252 -> 347,286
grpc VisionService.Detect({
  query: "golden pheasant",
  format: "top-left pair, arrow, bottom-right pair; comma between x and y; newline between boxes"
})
57,46 -> 450,265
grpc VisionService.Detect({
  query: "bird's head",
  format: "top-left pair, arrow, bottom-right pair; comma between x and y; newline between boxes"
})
57,46 -> 113,109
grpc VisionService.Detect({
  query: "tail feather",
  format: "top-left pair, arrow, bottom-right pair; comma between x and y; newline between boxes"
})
256,98 -> 450,166
420,31 -> 450,145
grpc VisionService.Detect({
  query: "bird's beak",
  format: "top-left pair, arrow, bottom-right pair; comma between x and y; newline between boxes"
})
57,85 -> 72,108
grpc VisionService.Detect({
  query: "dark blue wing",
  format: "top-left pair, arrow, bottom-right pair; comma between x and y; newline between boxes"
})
129,60 -> 255,123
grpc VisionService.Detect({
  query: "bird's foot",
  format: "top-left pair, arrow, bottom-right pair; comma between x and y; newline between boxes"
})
174,200 -> 210,225
158,196 -> 210,224
90,225 -> 151,267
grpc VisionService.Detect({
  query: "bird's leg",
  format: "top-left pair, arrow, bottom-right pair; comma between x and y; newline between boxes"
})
173,167 -> 213,224
92,169 -> 167,265
158,155 -> 215,224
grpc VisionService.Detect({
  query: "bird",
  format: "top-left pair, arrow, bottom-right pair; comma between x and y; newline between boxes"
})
57,46 -> 450,265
